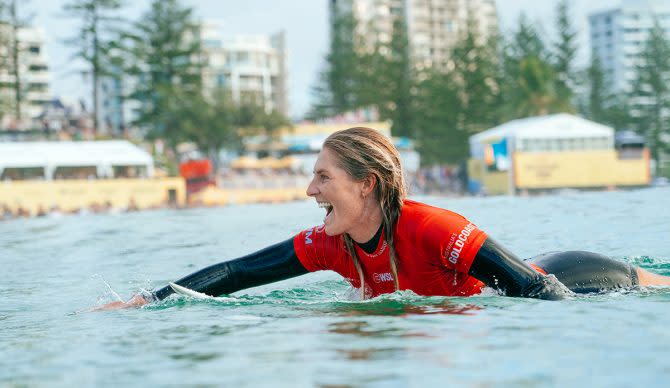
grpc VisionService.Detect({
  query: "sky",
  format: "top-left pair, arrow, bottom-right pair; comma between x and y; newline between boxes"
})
26,0 -> 616,120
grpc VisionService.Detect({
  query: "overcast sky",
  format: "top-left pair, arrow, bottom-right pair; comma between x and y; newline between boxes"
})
27,0 -> 615,119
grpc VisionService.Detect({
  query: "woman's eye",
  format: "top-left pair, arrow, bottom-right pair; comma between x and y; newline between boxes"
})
320,175 -> 329,181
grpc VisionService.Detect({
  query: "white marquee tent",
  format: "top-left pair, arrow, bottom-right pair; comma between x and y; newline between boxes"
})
469,114 -> 615,159
0,140 -> 154,180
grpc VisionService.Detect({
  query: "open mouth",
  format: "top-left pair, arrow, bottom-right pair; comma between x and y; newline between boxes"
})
318,201 -> 333,217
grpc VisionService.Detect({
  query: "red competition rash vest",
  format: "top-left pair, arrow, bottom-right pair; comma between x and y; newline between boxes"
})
293,199 -> 488,298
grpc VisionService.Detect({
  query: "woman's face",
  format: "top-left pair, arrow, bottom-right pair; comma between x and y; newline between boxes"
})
306,147 -> 369,237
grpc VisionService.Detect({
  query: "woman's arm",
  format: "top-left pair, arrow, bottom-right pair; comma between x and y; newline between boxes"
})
97,238 -> 308,309
468,237 -> 571,300
150,237 -> 308,301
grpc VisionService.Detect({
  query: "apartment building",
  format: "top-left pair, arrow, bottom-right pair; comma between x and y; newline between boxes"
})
99,23 -> 289,135
200,23 -> 288,115
0,25 -> 51,130
330,0 -> 498,69
589,0 -> 670,94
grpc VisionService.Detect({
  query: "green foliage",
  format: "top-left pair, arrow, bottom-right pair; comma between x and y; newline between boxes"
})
0,0 -> 33,124
62,0 -> 124,131
582,54 -> 633,129
379,17 -> 414,138
499,15 -> 566,118
450,21 -> 502,133
630,21 -> 670,171
309,11 -> 416,138
412,19 -> 503,165
552,0 -> 577,111
177,88 -> 238,164
122,0 -> 204,149
309,11 -> 360,118
413,69 -> 463,164
0,2 -> 9,121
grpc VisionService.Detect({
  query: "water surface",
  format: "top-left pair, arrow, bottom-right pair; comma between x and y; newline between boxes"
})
2,188 -> 670,387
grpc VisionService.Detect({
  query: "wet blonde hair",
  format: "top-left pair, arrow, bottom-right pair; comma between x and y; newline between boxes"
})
322,127 -> 408,298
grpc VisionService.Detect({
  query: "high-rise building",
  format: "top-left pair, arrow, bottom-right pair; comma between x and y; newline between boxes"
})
0,25 -> 51,130
200,23 -> 288,115
330,0 -> 498,70
99,23 -> 289,136
589,0 -> 670,94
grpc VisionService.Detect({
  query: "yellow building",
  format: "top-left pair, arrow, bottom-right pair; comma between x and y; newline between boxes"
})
468,114 -> 650,195
0,141 -> 185,215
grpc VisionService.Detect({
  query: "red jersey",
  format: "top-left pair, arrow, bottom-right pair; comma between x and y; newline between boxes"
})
293,199 -> 489,298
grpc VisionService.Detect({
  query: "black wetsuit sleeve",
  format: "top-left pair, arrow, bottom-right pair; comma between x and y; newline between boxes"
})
468,237 -> 569,300
150,237 -> 309,301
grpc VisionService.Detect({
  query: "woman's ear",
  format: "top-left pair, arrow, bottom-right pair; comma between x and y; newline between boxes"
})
361,174 -> 377,198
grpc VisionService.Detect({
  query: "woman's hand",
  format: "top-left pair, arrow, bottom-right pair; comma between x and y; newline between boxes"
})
521,274 -> 573,300
93,294 -> 149,311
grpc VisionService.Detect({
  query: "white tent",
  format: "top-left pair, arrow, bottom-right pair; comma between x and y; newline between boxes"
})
0,140 -> 154,180
469,114 -> 615,158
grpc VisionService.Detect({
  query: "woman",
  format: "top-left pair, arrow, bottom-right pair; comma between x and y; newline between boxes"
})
102,127 -> 670,310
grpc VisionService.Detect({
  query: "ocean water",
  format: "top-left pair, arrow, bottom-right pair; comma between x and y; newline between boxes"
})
2,188 -> 670,387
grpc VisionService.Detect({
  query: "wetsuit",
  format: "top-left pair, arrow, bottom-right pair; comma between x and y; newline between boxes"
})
150,200 -> 638,301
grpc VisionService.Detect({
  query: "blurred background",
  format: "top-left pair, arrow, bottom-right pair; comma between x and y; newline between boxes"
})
1,0 -> 669,220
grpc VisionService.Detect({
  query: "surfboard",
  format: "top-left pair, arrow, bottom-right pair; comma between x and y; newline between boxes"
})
169,282 -> 213,299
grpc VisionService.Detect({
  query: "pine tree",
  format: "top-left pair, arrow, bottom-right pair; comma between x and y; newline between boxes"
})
631,21 -> 670,174
63,0 -> 124,134
0,0 -> 34,127
123,0 -> 204,149
413,69 -> 462,164
178,88 -> 238,167
309,11 -> 360,118
552,0 -> 577,113
583,53 -> 632,129
585,53 -> 607,122
451,18 -> 502,135
0,0 -> 8,121
379,16 -> 414,138
501,14 -> 558,118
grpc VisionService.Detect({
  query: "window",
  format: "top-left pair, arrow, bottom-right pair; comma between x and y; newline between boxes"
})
1,167 -> 45,181
53,166 -> 98,180
112,165 -> 147,178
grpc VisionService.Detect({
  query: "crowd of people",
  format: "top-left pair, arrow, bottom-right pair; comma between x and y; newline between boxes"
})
0,199 -> 144,222
411,163 -> 469,195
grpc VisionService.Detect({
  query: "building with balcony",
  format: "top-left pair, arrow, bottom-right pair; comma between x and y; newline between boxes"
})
0,25 -> 51,130
200,23 -> 288,115
589,0 -> 670,94
330,0 -> 498,70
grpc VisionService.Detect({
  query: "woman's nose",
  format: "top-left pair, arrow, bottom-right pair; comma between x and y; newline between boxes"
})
306,178 -> 318,197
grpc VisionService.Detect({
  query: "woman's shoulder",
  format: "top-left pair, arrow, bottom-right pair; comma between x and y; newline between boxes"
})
401,199 -> 467,220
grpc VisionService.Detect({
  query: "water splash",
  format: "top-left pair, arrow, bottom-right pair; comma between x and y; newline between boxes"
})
91,274 -> 124,302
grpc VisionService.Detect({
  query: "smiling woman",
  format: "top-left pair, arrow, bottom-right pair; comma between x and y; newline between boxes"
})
98,127 -> 670,310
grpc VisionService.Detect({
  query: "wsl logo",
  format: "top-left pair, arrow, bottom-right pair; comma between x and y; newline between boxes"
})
448,223 -> 477,265
373,272 -> 394,283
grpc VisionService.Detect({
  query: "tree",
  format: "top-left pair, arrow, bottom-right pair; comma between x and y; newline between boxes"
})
630,21 -> 670,174
309,11 -> 361,118
0,0 -> 33,127
450,18 -> 502,134
501,15 -> 560,118
552,0 -> 577,113
584,53 -> 607,122
123,0 -> 204,150
178,88 -> 238,168
413,69 -> 463,164
0,0 -> 8,121
381,16 -> 414,138
582,53 -> 632,129
63,0 -> 124,134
